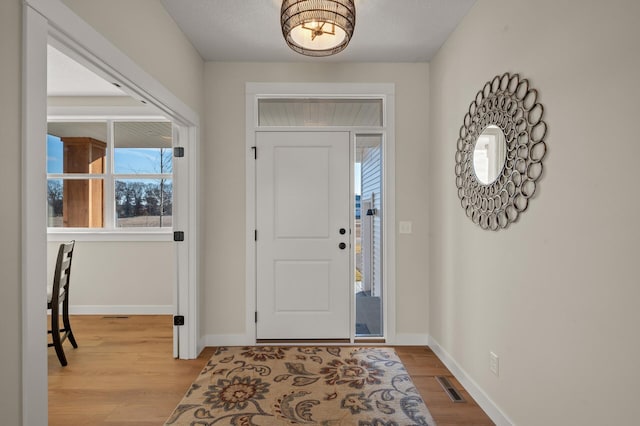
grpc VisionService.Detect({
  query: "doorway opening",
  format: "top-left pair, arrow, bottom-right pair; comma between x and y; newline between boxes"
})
46,42 -> 178,356
246,83 -> 396,344
24,4 -> 201,422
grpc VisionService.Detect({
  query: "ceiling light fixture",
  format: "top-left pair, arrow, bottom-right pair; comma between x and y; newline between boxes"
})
281,0 -> 356,57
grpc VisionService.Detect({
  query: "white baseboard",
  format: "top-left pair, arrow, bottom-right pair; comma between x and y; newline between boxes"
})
201,333 -> 253,347
69,305 -> 173,315
393,333 -> 430,345
198,333 -> 430,348
428,336 -> 514,426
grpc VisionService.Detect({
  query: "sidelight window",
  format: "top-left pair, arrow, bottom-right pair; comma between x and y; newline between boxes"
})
355,134 -> 383,337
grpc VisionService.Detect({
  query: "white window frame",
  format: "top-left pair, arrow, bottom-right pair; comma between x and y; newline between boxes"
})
46,118 -> 175,240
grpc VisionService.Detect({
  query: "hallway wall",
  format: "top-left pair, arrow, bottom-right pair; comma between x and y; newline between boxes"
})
428,0 -> 640,424
0,0 -> 23,423
47,241 -> 174,312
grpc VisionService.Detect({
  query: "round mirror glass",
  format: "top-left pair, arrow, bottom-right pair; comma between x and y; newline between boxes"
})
473,125 -> 507,184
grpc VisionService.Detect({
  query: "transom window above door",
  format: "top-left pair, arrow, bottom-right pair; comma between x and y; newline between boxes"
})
258,98 -> 383,127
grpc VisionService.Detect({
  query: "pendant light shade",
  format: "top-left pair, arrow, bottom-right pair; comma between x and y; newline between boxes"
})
281,0 -> 356,57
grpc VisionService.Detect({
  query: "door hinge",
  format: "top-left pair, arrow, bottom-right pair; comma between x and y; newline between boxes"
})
174,146 -> 185,158
254,230 -> 258,241
251,146 -> 257,160
174,231 -> 185,241
173,315 -> 185,326
255,311 -> 258,323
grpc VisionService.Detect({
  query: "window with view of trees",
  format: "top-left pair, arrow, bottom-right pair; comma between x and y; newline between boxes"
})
47,120 -> 173,229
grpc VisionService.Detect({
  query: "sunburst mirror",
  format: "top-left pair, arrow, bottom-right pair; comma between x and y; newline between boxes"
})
454,73 -> 548,230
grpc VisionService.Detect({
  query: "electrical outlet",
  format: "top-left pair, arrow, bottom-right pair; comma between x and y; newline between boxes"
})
489,352 -> 499,376
399,221 -> 412,234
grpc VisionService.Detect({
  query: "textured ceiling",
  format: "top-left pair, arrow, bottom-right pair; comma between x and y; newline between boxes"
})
161,0 -> 477,62
48,1 -> 477,98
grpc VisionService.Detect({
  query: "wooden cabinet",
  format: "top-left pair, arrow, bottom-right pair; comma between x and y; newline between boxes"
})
61,137 -> 106,227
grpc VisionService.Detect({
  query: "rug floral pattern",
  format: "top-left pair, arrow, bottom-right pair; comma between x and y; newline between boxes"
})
166,346 -> 436,425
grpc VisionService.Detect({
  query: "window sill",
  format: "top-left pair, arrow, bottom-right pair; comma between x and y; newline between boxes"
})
47,229 -> 173,242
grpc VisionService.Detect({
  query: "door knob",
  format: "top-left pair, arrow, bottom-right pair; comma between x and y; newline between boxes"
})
339,228 -> 346,235
339,242 -> 347,250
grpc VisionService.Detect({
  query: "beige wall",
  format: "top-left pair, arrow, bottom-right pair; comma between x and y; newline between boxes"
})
0,0 -> 22,422
202,63 -> 430,338
47,242 -> 174,308
62,0 -> 204,115
428,0 -> 640,424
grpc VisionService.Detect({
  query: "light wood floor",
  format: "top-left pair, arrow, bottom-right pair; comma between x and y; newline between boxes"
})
48,315 -> 493,425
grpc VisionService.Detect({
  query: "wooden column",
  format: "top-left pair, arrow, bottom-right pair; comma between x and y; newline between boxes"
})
61,137 -> 106,227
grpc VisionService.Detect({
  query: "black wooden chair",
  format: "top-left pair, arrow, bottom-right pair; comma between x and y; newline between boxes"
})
48,240 -> 78,366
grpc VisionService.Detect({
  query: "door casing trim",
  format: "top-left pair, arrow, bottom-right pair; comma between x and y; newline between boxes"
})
23,2 -> 200,423
245,83 -> 396,345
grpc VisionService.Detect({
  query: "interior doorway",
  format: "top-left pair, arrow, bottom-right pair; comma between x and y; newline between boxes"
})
23,3 -> 200,423
46,42 -> 179,354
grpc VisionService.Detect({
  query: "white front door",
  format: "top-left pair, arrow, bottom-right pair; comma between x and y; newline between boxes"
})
256,131 -> 350,339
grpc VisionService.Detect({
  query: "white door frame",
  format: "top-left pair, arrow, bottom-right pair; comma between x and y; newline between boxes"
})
245,82 -> 396,345
23,1 -> 200,424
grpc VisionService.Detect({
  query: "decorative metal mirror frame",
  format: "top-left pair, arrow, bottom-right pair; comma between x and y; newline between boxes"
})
455,72 -> 547,230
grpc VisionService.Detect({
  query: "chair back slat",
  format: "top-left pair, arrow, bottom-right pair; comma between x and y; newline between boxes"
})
60,258 -> 71,274
51,241 -> 75,307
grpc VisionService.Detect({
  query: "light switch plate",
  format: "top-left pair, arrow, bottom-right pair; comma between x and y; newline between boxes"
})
399,221 -> 412,234
489,352 -> 499,376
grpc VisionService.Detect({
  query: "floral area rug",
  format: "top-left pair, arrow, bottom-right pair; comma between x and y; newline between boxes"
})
165,346 -> 436,425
